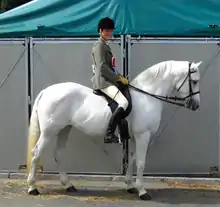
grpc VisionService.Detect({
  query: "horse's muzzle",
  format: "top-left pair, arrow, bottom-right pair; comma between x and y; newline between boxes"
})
186,98 -> 200,111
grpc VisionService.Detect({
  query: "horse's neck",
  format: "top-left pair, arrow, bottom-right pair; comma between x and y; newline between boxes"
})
131,63 -> 175,97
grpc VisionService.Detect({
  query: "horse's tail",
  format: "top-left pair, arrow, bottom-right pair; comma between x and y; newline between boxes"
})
26,90 -> 43,175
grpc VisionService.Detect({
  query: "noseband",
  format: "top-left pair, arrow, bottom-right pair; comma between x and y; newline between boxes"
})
128,62 -> 200,107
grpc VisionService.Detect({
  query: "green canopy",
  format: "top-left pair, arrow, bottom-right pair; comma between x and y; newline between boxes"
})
0,0 -> 220,37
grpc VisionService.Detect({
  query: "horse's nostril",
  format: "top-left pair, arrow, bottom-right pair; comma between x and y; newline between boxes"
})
192,104 -> 199,111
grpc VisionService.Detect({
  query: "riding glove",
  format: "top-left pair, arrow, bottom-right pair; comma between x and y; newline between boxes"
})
119,76 -> 129,85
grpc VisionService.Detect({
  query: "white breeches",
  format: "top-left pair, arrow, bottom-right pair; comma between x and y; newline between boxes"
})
101,85 -> 128,110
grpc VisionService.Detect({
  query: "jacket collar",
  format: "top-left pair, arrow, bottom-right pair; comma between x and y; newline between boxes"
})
99,36 -> 109,46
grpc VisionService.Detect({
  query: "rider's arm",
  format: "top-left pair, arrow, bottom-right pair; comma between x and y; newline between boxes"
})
93,43 -> 120,84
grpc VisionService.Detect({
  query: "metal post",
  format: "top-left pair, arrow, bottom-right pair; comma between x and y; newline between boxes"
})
18,38 -> 35,173
24,36 -> 30,154
127,35 -> 131,80
23,37 -> 43,174
121,35 -> 129,175
218,52 -> 220,176
27,37 -> 33,118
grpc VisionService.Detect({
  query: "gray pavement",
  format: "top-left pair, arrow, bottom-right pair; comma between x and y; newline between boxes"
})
0,179 -> 220,206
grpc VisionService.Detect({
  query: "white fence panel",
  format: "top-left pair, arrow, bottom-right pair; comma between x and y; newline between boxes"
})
32,38 -> 123,174
0,39 -> 28,171
129,39 -> 219,175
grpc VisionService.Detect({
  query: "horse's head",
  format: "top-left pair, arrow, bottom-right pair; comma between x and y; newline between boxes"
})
175,61 -> 202,111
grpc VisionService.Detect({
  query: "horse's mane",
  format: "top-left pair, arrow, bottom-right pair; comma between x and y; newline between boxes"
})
131,60 -> 189,85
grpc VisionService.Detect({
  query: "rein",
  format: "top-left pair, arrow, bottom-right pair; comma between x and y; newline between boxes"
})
128,84 -> 186,107
128,62 -> 200,107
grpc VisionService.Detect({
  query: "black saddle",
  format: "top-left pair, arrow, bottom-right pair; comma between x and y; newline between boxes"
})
93,86 -> 132,141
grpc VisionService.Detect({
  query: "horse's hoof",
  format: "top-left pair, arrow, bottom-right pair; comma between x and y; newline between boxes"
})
66,186 -> 77,193
127,188 -> 138,194
28,188 -> 40,195
139,192 -> 152,200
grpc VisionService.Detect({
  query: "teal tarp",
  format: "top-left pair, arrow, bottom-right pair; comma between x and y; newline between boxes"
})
0,0 -> 220,37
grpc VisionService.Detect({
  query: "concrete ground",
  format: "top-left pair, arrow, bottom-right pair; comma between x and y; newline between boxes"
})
1,178 -> 220,207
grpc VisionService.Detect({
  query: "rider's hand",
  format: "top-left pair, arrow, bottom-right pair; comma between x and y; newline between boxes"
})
119,76 -> 129,85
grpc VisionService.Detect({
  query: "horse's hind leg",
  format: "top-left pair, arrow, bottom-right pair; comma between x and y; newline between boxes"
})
27,132 -> 51,195
54,125 -> 76,192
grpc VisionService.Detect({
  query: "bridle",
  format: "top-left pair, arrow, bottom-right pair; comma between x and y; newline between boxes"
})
128,62 -> 200,107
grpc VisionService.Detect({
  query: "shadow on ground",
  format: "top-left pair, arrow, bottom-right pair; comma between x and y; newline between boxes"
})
35,187 -> 220,204
1,180 -> 220,205
148,188 -> 220,205
17,188 -> 220,204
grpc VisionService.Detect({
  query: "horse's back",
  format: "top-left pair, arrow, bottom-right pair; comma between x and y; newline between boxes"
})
37,82 -> 111,136
43,82 -> 91,96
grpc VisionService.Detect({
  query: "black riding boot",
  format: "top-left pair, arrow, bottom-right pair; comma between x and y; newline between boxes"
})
104,107 -> 125,143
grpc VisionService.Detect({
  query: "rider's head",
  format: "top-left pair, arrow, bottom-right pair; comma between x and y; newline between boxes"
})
98,17 -> 115,40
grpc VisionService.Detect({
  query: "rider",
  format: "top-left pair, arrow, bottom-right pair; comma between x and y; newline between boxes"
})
92,17 -> 129,143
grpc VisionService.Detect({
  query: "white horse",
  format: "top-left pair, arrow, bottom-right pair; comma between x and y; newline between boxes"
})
26,60 -> 202,200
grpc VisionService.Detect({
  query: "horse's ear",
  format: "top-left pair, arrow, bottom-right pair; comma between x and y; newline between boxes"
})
192,61 -> 203,69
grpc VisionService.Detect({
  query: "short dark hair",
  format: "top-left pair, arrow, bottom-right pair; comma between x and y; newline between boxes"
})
98,17 -> 115,32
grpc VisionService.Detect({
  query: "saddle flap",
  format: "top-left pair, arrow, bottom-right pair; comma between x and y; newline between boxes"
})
93,89 -> 103,96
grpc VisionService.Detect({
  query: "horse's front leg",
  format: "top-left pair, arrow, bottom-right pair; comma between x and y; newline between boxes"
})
134,130 -> 152,200
125,138 -> 137,193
